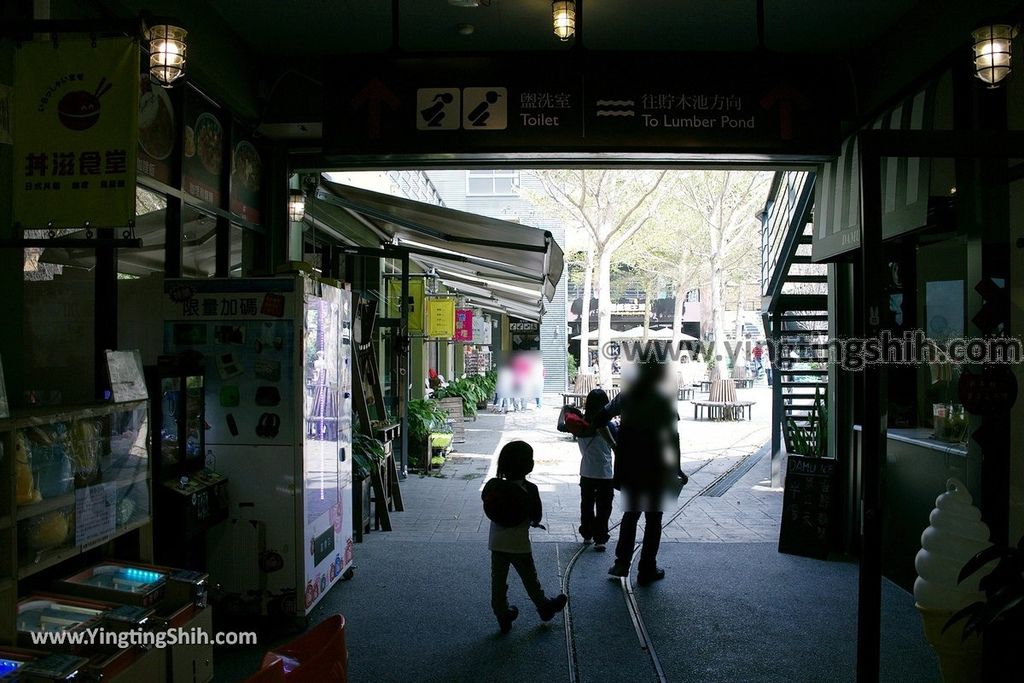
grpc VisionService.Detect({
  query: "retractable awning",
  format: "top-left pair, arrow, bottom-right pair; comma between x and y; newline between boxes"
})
315,180 -> 563,320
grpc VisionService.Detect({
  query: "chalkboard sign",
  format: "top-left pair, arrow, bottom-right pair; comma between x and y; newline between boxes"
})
778,455 -> 836,559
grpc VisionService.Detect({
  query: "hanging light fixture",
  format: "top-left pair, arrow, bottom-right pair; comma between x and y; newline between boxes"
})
971,24 -> 1017,87
552,1 -> 576,41
146,22 -> 188,87
288,189 -> 306,222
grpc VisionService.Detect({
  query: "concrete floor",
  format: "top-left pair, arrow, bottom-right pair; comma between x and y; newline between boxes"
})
213,390 -> 940,682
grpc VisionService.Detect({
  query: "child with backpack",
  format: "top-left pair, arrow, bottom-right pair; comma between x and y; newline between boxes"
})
481,440 -> 568,633
576,389 -> 616,551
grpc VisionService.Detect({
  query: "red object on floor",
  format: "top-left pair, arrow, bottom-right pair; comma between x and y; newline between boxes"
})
259,614 -> 347,683
244,659 -> 286,683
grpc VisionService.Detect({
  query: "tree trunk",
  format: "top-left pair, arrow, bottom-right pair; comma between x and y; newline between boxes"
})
710,248 -> 727,359
642,289 -> 652,341
672,276 -> 687,353
735,283 -> 745,339
579,243 -> 595,373
597,247 -> 613,387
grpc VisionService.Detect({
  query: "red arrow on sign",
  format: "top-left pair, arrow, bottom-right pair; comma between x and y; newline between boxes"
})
759,84 -> 808,141
351,78 -> 400,140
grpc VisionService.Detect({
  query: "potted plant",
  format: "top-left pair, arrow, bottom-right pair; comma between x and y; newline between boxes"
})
352,432 -> 386,537
407,398 -> 450,471
435,377 -> 483,418
783,387 -> 828,457
943,534 -> 1024,676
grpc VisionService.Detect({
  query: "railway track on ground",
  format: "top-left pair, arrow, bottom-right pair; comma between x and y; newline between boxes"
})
559,427 -> 768,683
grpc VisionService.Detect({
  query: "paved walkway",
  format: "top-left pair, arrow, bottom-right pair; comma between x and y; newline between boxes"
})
385,384 -> 780,546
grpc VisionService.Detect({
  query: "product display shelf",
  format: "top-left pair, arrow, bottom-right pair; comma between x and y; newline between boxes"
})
0,399 -> 153,645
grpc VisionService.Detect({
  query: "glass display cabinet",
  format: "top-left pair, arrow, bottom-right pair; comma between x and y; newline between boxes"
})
146,354 -> 228,569
0,400 -> 152,646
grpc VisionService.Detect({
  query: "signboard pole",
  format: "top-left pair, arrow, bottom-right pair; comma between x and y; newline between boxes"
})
856,131 -> 884,683
94,228 -> 117,399
398,250 -> 410,479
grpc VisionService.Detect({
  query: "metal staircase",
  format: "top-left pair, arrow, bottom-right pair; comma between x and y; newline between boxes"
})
759,171 -> 830,486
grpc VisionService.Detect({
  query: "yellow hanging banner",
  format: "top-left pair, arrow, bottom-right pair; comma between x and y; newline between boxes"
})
426,297 -> 456,339
14,38 -> 139,229
387,277 -> 424,333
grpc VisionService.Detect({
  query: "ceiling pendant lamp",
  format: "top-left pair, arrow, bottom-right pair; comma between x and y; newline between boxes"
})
552,1 -> 576,41
146,22 -> 188,87
971,24 -> 1017,87
288,189 -> 306,222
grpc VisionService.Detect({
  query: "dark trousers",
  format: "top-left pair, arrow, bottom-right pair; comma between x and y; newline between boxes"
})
579,477 -> 614,544
491,551 -> 546,615
614,493 -> 664,572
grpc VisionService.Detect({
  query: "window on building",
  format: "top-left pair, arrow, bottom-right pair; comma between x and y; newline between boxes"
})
466,170 -> 519,196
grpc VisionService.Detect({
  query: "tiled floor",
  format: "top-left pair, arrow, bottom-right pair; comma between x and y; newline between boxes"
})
382,384 -> 781,546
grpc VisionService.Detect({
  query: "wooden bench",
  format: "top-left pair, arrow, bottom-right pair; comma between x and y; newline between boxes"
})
697,380 -> 713,393
734,378 -> 755,389
562,387 -> 620,407
677,386 -> 694,400
692,400 -> 754,421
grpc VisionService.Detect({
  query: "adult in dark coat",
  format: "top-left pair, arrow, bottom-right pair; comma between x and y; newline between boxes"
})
593,359 -> 683,585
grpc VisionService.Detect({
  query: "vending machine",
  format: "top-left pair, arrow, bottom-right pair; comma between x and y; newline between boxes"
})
163,276 -> 353,617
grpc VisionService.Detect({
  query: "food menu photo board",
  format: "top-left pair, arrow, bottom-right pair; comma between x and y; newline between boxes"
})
230,124 -> 262,224
183,86 -> 224,206
137,73 -> 175,183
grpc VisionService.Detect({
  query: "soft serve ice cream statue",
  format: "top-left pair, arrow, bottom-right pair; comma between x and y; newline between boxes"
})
914,478 -> 993,612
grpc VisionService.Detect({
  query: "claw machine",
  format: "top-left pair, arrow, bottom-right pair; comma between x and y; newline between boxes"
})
163,276 -> 353,618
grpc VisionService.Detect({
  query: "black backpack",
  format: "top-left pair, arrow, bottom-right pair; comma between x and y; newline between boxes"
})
481,478 -> 530,528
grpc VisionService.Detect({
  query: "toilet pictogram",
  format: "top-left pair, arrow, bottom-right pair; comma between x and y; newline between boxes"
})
462,87 -> 507,130
416,88 -> 460,130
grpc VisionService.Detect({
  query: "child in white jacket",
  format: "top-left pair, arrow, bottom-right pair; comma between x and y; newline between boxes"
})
576,389 -> 616,551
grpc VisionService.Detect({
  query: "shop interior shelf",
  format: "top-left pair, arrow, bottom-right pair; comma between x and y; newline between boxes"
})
17,516 -> 151,581
2,399 -> 147,430
15,471 -> 149,523
15,492 -> 76,521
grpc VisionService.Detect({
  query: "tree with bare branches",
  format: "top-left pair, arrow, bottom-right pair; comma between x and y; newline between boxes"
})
671,171 -> 771,348
528,170 -> 670,386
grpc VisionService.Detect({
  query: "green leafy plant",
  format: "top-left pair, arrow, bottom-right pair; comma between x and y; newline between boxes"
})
783,387 -> 828,457
352,432 -> 386,480
945,535 -> 1024,639
435,377 -> 485,417
567,354 -> 578,385
408,398 -> 450,444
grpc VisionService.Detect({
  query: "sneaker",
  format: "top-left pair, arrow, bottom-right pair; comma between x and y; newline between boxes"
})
593,543 -> 606,552
497,606 -> 519,634
636,568 -> 666,586
537,594 -> 568,622
607,561 -> 630,578
581,537 -> 593,545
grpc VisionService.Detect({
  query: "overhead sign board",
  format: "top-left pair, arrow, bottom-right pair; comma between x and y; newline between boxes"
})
14,38 -> 139,229
325,53 -> 842,159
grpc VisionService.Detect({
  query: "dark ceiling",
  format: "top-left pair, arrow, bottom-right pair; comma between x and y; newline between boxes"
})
202,0 -> 923,56
68,0 -> 1024,134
